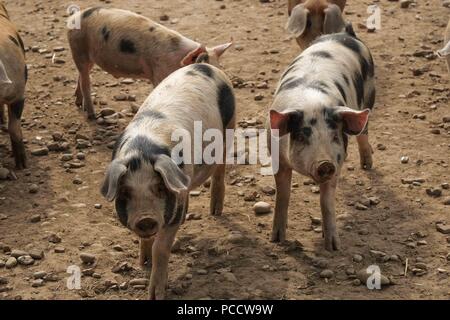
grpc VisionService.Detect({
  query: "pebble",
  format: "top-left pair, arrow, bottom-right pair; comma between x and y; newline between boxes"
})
29,214 -> 41,223
31,147 -> 49,156
80,253 -> 96,264
261,185 -> 276,195
113,244 -> 124,252
54,247 -> 65,253
353,254 -> 364,262
18,255 -> 34,266
426,188 -> 442,198
443,197 -> 450,206
227,231 -> 245,244
129,278 -> 148,286
253,201 -> 272,215
311,186 -> 320,194
320,269 -> 334,279
33,271 -> 47,279
31,279 -> 45,288
355,203 -> 369,211
400,156 -> 409,164
196,269 -> 208,275
5,257 -> 17,269
190,191 -> 201,197
436,223 -> 450,234
94,204 -> 102,209
48,234 -> 61,243
11,250 -> 29,258
60,154 -> 73,162
29,250 -> 44,260
29,184 -> 39,194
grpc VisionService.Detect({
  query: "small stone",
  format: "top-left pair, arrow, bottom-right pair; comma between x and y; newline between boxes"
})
320,269 -> 334,279
253,201 -> 272,215
443,197 -> 450,206
48,233 -> 61,243
5,257 -> 18,269
54,247 -> 65,253
60,154 -> 73,162
426,188 -> 442,198
32,279 -> 45,288
352,279 -> 361,286
311,186 -> 320,194
0,167 -> 10,180
80,253 -> 96,264
436,224 -> 450,234
254,93 -> 264,101
11,250 -> 29,258
355,203 -> 369,211
160,14 -> 169,21
129,278 -> 148,286
261,185 -> 276,195
17,255 -> 34,266
29,250 -> 44,260
94,204 -> 102,209
113,244 -> 123,252
189,191 -> 201,197
400,156 -> 409,164
227,231 -> 245,244
353,254 -> 364,262
196,269 -> 208,275
33,271 -> 47,279
31,147 -> 49,156
29,184 -> 39,194
29,214 -> 41,223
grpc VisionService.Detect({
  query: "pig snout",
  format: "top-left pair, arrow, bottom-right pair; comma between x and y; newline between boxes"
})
313,161 -> 336,183
134,217 -> 159,238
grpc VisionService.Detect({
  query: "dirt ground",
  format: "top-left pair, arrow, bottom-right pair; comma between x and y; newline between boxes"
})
0,0 -> 449,300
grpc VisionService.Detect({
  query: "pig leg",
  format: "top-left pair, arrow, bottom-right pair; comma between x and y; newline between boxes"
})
78,64 -> 95,120
149,224 -> 179,300
0,104 -> 5,125
356,133 -> 373,170
271,167 -> 292,242
7,99 -> 26,169
75,75 -> 82,107
210,163 -> 225,216
319,177 -> 340,251
139,237 -> 155,272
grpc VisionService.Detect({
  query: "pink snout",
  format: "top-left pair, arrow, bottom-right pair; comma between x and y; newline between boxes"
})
313,161 -> 336,183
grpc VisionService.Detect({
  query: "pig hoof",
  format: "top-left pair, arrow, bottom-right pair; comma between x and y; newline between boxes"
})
210,206 -> 223,216
324,235 -> 340,251
149,286 -> 166,300
360,154 -> 373,170
75,98 -> 82,107
271,229 -> 286,243
12,143 -> 27,170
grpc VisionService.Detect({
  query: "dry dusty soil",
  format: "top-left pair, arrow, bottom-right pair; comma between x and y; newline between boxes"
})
0,0 -> 449,300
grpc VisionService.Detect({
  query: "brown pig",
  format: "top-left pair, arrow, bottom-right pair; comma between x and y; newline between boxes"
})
0,2 -> 27,169
67,7 -> 232,119
287,0 -> 346,49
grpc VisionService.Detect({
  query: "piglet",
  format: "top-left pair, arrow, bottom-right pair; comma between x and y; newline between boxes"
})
101,61 -> 235,299
268,25 -> 375,251
287,0 -> 346,49
67,7 -> 232,119
0,2 -> 27,169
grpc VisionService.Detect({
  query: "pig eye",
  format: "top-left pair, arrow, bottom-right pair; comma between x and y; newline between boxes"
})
306,18 -> 312,29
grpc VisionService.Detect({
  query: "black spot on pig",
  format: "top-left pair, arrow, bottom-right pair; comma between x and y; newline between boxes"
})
170,36 -> 181,49
343,74 -> 350,86
353,72 -> 364,107
217,83 -> 235,127
8,35 -> 19,48
120,39 -> 137,54
311,51 -> 333,59
309,81 -> 329,94
280,64 -> 297,80
24,65 -> 28,83
170,204 -> 184,226
127,135 -> 170,164
278,76 -> 307,92
345,23 -> 357,37
195,53 -> 209,64
127,157 -> 142,172
334,80 -> 347,104
101,26 -> 110,42
302,127 -> 312,138
82,7 -> 101,19
133,110 -> 166,123
149,26 -> 155,32
323,107 -> 339,130
11,99 -> 25,119
337,153 -> 342,163
193,63 -> 213,78
366,87 -> 376,109
343,133 -> 348,151
310,118 -> 317,126
115,196 -> 128,227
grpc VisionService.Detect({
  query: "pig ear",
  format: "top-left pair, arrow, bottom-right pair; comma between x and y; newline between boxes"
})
154,154 -> 190,195
337,107 -> 370,136
324,4 -> 345,34
437,41 -> 450,57
286,4 -> 309,38
270,110 -> 299,137
0,60 -> 12,84
181,45 -> 207,67
211,41 -> 233,58
101,160 -> 127,202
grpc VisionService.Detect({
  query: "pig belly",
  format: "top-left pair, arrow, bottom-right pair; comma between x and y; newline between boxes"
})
91,50 -> 149,79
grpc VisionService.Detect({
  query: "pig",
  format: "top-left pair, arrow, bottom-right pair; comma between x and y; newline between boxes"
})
437,20 -> 450,73
0,2 -> 27,169
287,0 -> 347,49
268,24 -> 375,251
100,62 -> 235,299
67,7 -> 232,119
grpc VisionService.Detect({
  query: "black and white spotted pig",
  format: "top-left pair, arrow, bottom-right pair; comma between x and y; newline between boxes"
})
268,25 -> 375,251
100,63 -> 235,299
0,2 -> 27,169
67,7 -> 232,119
437,20 -> 450,73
